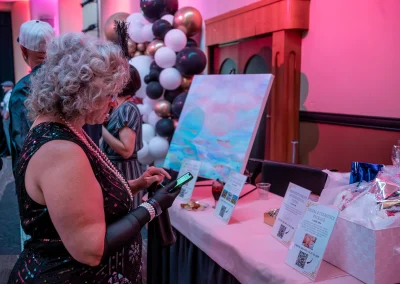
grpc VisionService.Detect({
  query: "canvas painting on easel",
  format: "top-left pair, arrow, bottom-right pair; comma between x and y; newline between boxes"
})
164,74 -> 274,181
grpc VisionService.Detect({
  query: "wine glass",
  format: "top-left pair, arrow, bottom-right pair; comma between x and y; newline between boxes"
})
392,145 -> 400,168
211,180 -> 224,208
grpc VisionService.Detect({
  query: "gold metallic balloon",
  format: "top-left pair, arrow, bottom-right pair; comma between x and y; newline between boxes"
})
104,12 -> 129,42
173,118 -> 179,129
154,100 -> 172,118
127,39 -> 137,57
180,76 -> 193,90
173,7 -> 203,37
134,51 -> 144,57
137,43 -> 146,52
146,39 -> 165,57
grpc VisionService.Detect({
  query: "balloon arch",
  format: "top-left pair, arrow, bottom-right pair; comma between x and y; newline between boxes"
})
104,0 -> 207,167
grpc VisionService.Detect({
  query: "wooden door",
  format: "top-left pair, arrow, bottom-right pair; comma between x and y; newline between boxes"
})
210,36 -> 273,161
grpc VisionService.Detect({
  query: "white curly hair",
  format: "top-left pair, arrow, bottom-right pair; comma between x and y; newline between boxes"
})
27,32 -> 130,121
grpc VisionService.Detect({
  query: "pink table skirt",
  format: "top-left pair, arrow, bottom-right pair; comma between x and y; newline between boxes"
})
168,181 -> 362,284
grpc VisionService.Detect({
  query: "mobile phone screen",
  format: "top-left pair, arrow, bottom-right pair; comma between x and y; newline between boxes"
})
169,172 -> 193,193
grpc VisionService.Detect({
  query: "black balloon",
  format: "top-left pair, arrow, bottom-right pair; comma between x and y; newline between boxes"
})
150,61 -> 163,72
155,118 -> 175,137
164,88 -> 184,103
146,81 -> 164,99
141,0 -> 178,23
186,38 -> 198,48
176,47 -> 207,76
149,69 -> 160,81
171,92 -> 187,118
144,75 -> 151,84
152,19 -> 173,40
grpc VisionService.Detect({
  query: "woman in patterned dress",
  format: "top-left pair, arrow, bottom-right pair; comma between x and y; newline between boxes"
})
8,32 -> 180,284
101,66 -> 144,209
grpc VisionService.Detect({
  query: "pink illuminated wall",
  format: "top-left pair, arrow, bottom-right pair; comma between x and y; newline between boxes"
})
30,0 -> 59,35
0,1 -> 31,81
59,0 -> 82,34
183,0 -> 400,119
301,0 -> 400,118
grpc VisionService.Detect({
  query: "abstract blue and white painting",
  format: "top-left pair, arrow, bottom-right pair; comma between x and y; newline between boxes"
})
164,74 -> 274,181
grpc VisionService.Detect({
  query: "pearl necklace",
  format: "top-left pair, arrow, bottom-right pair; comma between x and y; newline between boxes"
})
61,118 -> 133,208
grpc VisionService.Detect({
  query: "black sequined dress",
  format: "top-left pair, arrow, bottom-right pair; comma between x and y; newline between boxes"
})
8,122 -> 142,284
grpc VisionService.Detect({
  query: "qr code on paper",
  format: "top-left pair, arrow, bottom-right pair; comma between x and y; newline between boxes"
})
295,251 -> 308,269
179,188 -> 186,198
219,205 -> 227,218
277,224 -> 286,239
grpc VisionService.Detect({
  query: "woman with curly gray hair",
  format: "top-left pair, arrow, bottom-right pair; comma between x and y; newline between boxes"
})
8,32 -> 180,283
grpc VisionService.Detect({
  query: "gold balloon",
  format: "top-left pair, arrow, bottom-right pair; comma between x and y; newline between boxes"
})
134,51 -> 143,57
180,76 -> 193,90
146,39 -> 165,57
154,100 -> 172,118
137,43 -> 146,52
104,12 -> 129,42
173,119 -> 179,129
173,7 -> 203,37
127,39 -> 137,57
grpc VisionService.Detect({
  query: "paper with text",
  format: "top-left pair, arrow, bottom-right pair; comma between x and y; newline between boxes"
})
177,159 -> 201,201
272,183 -> 311,246
285,204 -> 339,281
214,171 -> 247,224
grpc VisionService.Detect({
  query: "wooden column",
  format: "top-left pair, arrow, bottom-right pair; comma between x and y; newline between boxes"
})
270,30 -> 302,162
205,0 -> 309,163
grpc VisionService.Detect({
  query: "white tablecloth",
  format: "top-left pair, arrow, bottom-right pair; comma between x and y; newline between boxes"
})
169,181 -> 362,284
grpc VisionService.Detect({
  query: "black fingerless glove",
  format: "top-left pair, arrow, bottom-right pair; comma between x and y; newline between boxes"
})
101,180 -> 183,261
102,206 -> 149,262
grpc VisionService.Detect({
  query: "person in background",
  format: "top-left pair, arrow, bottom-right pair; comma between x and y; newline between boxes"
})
102,65 -> 144,208
1,81 -> 14,154
9,20 -> 54,173
8,32 -> 180,283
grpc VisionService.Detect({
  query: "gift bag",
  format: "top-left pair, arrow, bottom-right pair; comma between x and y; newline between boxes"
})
349,162 -> 383,184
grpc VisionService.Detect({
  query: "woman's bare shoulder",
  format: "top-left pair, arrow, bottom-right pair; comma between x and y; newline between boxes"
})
30,139 -> 88,170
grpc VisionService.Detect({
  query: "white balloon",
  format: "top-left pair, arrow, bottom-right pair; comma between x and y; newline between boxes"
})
148,110 -> 162,128
141,104 -> 153,116
137,103 -> 144,112
129,55 -> 153,98
139,154 -> 154,165
142,113 -> 149,123
155,47 -> 176,69
161,14 -> 174,25
142,123 -> 155,143
137,104 -> 151,117
137,141 -> 149,162
128,23 -> 144,43
127,13 -> 148,27
148,136 -> 170,159
159,68 -> 182,90
154,158 -> 166,168
141,24 -> 154,42
142,24 -> 154,42
136,90 -> 147,99
143,96 -> 163,107
165,29 -> 187,52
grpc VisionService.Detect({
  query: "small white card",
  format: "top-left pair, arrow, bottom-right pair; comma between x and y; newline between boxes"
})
285,204 -> 339,281
177,159 -> 201,201
214,171 -> 247,224
272,183 -> 311,246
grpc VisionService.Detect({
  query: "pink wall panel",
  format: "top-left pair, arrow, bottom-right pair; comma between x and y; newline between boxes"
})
301,0 -> 400,118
